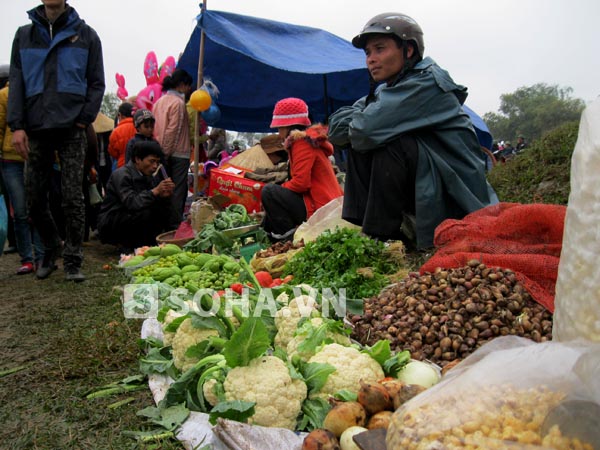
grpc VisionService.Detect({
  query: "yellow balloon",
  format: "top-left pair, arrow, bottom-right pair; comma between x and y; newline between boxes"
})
190,89 -> 212,112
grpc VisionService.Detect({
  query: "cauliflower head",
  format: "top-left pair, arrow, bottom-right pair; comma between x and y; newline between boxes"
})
161,309 -> 185,347
307,343 -> 384,398
274,295 -> 317,350
202,378 -> 219,407
171,318 -> 219,372
223,356 -> 307,429
286,318 -> 352,361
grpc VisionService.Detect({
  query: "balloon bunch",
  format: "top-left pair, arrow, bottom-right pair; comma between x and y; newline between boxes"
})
189,79 -> 221,126
114,51 -> 176,112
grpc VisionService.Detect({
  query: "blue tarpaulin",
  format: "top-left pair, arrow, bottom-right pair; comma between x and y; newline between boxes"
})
178,10 -> 369,132
463,104 -> 493,150
178,9 -> 493,147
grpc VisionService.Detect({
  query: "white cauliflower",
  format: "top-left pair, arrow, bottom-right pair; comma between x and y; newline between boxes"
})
160,300 -> 195,346
161,309 -> 185,347
286,318 -> 352,361
202,378 -> 219,406
223,356 -> 307,429
274,295 -> 318,349
171,318 -> 219,372
307,343 -> 384,398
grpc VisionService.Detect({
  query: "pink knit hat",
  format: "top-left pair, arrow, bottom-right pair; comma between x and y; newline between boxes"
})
270,97 -> 311,128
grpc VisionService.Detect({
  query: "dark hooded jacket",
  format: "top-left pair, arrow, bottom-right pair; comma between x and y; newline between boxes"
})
329,57 -> 497,248
7,4 -> 105,132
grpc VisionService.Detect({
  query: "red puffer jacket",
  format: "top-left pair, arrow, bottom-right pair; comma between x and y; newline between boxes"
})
282,124 -> 343,218
108,117 -> 136,168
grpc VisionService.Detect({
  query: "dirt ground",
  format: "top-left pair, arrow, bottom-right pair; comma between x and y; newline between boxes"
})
0,238 -> 182,449
0,237 -> 121,364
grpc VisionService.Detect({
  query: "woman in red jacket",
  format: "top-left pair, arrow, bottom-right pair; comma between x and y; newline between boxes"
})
261,97 -> 343,242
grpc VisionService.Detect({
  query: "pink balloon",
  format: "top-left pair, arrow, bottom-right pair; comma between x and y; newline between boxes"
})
136,52 -> 177,111
143,51 -> 159,85
115,73 -> 128,100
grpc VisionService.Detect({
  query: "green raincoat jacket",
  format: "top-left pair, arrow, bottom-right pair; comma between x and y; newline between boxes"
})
329,57 -> 497,248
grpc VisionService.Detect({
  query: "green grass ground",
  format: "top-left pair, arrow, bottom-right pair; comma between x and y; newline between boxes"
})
0,240 -> 184,450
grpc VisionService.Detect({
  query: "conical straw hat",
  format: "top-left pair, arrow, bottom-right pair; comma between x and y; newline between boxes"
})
93,112 -> 115,134
228,144 -> 275,172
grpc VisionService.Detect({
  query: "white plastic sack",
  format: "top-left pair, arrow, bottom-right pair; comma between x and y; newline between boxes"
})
141,319 -> 304,450
554,98 -> 600,342
386,336 -> 600,449
293,196 -> 359,244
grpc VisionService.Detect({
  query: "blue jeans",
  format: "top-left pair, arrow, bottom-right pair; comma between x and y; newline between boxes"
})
0,160 -> 44,264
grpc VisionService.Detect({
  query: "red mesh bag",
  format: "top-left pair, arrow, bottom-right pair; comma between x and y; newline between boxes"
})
420,203 -> 566,312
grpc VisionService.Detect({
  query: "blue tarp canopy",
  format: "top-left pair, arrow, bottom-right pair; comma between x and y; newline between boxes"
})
178,10 -> 369,132
463,104 -> 493,150
178,9 -> 493,147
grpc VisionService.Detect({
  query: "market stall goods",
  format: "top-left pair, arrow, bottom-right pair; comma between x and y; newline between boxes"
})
386,337 -> 599,450
351,261 -> 553,366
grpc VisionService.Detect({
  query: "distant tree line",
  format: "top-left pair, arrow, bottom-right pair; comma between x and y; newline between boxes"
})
483,83 -> 585,144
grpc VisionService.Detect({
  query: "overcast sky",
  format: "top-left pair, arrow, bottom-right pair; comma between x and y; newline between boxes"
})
2,0 -> 599,120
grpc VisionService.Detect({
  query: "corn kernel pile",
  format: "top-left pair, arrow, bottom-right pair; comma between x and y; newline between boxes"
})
386,384 -> 593,449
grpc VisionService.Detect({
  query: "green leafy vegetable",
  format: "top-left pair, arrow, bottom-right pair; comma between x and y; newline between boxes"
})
223,318 -> 270,368
139,347 -> 175,376
382,350 -> 411,377
137,403 -> 190,431
284,228 -> 397,300
209,400 -> 256,425
297,397 -> 331,431
299,362 -> 336,396
333,390 -> 358,402
361,340 -> 392,366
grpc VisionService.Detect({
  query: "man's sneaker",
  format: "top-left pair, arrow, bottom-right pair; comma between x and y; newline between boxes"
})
65,267 -> 86,282
17,262 -> 35,275
36,249 -> 59,279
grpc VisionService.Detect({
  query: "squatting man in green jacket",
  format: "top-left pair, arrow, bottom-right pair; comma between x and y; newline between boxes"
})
328,13 -> 497,249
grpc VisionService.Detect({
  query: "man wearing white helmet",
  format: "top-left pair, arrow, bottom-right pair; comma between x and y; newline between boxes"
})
329,13 -> 497,249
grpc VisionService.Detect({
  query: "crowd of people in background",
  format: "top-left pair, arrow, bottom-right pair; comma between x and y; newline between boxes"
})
2,2 -> 518,282
492,136 -> 528,162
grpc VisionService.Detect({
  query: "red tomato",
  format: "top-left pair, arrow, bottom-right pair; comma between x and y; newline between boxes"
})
269,278 -> 283,288
254,271 -> 273,288
230,283 -> 244,294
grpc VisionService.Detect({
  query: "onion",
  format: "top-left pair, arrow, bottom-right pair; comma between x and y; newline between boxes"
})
339,426 -> 367,450
396,360 -> 440,388
357,380 -> 392,415
323,401 -> 367,437
367,410 -> 393,430
302,429 -> 340,450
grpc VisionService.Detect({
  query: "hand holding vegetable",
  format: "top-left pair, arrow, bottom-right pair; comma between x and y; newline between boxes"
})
152,178 -> 175,198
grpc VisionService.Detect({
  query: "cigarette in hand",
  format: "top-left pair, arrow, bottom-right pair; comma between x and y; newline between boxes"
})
160,164 -> 169,179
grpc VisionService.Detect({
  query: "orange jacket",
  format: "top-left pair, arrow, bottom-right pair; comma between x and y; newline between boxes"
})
108,117 -> 136,167
282,124 -> 343,218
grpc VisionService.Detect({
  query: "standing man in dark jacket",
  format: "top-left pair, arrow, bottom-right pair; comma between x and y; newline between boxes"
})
8,0 -> 105,281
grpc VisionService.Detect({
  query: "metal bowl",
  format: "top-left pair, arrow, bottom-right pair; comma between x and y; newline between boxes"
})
221,223 -> 261,238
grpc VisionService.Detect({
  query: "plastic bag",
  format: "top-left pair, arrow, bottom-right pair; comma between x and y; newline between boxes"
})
189,198 -> 219,233
554,98 -> 600,342
88,183 -> 103,206
250,248 -> 303,278
293,196 -> 359,244
386,336 -> 600,449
